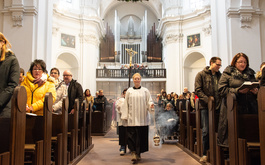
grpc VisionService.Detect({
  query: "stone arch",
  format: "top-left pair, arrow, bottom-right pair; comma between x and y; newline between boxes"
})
55,53 -> 79,80
183,52 -> 206,92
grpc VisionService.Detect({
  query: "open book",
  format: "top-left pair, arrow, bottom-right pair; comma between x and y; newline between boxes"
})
238,81 -> 259,90
26,112 -> 37,116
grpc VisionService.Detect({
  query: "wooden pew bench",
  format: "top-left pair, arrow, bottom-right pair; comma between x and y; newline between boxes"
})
67,99 -> 79,163
24,92 -> 53,165
0,86 -> 27,165
51,96 -> 68,165
227,93 -> 260,165
258,86 -> 265,165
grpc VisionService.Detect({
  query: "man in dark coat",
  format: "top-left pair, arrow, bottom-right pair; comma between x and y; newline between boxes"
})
194,57 -> 222,163
0,34 -> 20,118
94,89 -> 108,111
63,70 -> 83,114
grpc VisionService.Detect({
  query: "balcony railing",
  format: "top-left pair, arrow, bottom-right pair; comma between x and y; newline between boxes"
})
96,69 -> 166,78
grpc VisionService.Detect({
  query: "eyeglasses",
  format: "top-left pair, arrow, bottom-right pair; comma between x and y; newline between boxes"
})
237,61 -> 247,64
33,68 -> 43,71
215,63 -> 222,67
63,75 -> 72,77
50,72 -> 58,75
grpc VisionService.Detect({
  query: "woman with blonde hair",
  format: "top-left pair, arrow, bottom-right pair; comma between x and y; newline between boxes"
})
121,73 -> 154,163
0,32 -> 20,118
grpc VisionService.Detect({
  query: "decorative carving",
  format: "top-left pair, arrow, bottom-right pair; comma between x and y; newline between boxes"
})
81,34 -> 100,46
52,27 -> 59,35
227,7 -> 262,28
12,12 -> 23,27
202,24 -> 212,36
240,14 -> 252,28
164,33 -> 179,44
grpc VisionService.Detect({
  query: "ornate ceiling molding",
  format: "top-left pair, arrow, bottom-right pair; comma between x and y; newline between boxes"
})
80,33 -> 100,47
163,33 -> 180,45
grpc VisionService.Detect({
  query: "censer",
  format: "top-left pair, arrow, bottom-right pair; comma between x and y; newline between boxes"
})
153,109 -> 161,146
153,133 -> 160,146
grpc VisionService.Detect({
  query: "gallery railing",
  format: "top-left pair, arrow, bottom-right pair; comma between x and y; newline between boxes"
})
96,69 -> 166,78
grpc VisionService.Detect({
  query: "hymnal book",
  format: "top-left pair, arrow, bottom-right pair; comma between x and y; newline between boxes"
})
238,81 -> 259,90
26,112 -> 37,116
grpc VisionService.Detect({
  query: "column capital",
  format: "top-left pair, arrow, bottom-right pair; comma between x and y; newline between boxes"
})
227,7 -> 262,28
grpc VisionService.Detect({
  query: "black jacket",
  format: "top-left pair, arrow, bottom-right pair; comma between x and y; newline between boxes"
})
195,66 -> 221,110
0,51 -> 20,117
94,95 -> 108,111
217,65 -> 257,147
67,79 -> 83,113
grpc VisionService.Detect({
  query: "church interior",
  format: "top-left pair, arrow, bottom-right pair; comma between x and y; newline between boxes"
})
1,0 -> 265,164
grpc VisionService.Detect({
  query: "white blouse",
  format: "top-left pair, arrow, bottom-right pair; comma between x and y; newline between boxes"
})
121,87 -> 153,126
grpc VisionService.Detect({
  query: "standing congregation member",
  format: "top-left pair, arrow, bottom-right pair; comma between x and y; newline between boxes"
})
94,89 -> 108,111
19,68 -> 25,85
0,32 -> 20,118
21,59 -> 56,116
116,88 -> 128,155
217,53 -> 258,147
195,57 -> 222,163
84,89 -> 94,110
63,70 -> 83,114
50,67 -> 67,114
121,73 -> 154,163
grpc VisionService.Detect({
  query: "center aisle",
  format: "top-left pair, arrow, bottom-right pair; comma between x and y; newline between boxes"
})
77,126 -> 200,165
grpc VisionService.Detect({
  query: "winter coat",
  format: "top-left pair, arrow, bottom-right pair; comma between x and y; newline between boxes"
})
0,51 -> 20,118
53,79 -> 67,114
85,95 -> 94,107
217,65 -> 258,147
67,79 -> 83,113
195,66 -> 222,110
94,95 -> 108,111
21,72 -> 56,116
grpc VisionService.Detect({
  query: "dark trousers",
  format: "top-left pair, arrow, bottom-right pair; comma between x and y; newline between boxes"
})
118,126 -> 127,147
201,109 -> 209,156
127,126 -> 148,155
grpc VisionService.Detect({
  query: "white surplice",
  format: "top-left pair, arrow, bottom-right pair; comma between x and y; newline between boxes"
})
121,87 -> 153,126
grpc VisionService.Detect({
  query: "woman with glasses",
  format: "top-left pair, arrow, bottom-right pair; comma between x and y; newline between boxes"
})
0,32 -> 20,118
217,52 -> 258,147
21,59 -> 56,116
50,67 -> 67,114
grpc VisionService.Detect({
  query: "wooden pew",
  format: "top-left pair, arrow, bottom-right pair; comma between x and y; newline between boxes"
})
195,99 -> 203,156
178,101 -> 186,146
78,100 -> 86,154
86,102 -> 93,148
258,86 -> 265,165
24,92 -> 53,165
0,86 -> 27,165
185,100 -> 196,152
51,96 -> 68,165
227,93 -> 260,165
67,99 -> 79,163
91,102 -> 112,136
208,96 -> 220,165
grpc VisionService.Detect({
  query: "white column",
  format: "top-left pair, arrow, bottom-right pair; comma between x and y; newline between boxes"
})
1,0 -> 52,70
163,33 -> 182,94
212,0 -> 262,71
80,20 -> 102,95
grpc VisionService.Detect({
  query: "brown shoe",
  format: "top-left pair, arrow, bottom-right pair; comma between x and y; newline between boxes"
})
136,154 -> 141,161
200,155 -> 207,163
131,152 -> 137,161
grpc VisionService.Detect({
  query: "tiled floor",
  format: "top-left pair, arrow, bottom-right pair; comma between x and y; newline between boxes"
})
77,126 -> 201,165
